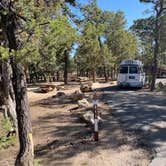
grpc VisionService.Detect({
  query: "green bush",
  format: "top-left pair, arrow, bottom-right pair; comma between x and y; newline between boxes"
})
0,118 -> 16,150
1,118 -> 13,131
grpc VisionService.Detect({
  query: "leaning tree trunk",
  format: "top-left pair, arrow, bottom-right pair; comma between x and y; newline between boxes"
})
0,16 -> 17,129
1,59 -> 17,130
0,62 -> 8,118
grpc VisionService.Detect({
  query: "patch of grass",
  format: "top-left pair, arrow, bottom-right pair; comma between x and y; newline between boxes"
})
0,118 -> 17,150
1,118 -> 13,131
0,135 -> 16,150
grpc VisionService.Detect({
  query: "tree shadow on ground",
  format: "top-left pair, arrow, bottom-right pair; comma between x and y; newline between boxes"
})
99,85 -> 166,153
34,112 -> 141,166
99,85 -> 148,92
31,94 -> 76,109
33,87 -> 153,165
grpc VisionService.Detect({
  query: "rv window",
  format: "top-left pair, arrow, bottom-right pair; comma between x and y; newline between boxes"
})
129,66 -> 138,74
120,66 -> 128,74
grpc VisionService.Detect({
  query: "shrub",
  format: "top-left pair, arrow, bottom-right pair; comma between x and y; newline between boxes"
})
0,118 -> 16,150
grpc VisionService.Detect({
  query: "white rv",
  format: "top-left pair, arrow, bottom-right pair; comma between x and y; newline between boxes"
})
117,60 -> 145,88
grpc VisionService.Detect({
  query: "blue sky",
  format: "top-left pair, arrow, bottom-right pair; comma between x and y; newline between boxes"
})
96,0 -> 152,28
70,0 -> 153,56
73,0 -> 153,28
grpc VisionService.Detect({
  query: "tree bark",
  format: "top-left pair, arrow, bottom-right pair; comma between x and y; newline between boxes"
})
24,64 -> 30,84
0,15 -> 17,130
1,60 -> 17,130
64,50 -> 69,85
104,66 -> 108,82
12,62 -> 34,166
0,63 -> 8,119
150,4 -> 161,91
1,7 -> 34,165
76,63 -> 79,78
56,71 -> 60,81
92,67 -> 96,83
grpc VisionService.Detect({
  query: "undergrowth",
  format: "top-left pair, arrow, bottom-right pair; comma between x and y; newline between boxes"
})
0,118 -> 16,150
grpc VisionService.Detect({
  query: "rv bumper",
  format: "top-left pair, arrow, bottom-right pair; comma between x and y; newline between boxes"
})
118,81 -> 143,88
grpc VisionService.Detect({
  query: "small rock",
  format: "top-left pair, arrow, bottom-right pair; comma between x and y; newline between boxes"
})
88,81 -> 93,86
71,90 -> 85,101
80,84 -> 92,93
78,77 -> 89,82
91,82 -> 100,90
81,111 -> 102,124
158,82 -> 164,89
52,92 -> 66,98
81,111 -> 94,124
56,86 -> 65,91
70,142 -> 74,146
78,99 -> 90,108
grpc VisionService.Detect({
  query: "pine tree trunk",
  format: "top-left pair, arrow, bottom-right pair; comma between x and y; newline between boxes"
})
110,68 -> 113,80
76,63 -> 79,78
24,64 -> 30,84
1,10 -> 34,165
12,62 -> 34,166
104,66 -> 108,82
56,71 -> 60,81
150,13 -> 160,91
92,67 -> 96,83
86,70 -> 89,77
150,60 -> 158,91
64,50 -> 69,85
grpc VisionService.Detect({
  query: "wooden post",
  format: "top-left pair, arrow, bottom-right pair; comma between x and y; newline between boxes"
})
93,91 -> 99,141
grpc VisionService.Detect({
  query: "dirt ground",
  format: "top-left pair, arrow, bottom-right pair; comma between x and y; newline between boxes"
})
0,81 -> 151,166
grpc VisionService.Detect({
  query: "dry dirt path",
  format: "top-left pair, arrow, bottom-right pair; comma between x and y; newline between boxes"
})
30,82 -> 150,166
